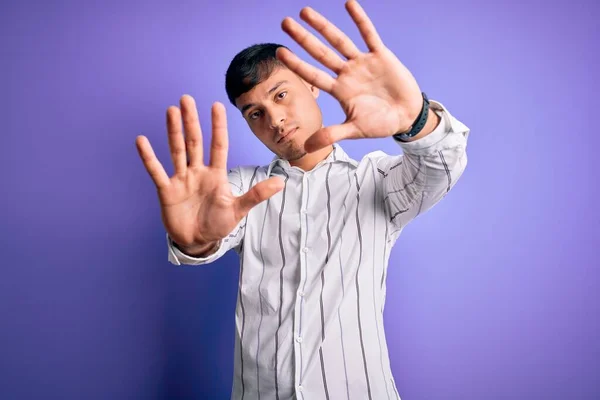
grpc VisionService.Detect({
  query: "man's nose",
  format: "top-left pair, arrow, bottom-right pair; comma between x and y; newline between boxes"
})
268,109 -> 286,131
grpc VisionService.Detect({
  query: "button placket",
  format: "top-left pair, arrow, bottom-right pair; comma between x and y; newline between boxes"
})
293,172 -> 310,389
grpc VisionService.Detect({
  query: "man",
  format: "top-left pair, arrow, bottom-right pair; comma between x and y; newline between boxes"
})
135,1 -> 470,399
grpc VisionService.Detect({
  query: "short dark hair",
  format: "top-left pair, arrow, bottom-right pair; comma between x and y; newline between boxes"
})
225,43 -> 290,107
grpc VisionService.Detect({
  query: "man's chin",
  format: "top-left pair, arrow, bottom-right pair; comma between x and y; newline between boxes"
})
286,151 -> 308,162
277,142 -> 308,162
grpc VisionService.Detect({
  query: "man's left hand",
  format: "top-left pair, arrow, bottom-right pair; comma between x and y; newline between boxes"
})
277,0 -> 425,152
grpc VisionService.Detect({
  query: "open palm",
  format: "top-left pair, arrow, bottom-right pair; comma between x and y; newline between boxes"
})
277,0 -> 424,152
135,96 -> 284,248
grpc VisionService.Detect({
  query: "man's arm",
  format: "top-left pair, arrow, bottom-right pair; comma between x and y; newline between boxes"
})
378,99 -> 470,229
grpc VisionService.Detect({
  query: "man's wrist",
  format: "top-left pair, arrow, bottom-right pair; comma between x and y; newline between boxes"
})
400,108 -> 441,142
173,240 -> 220,258
393,92 -> 431,141
396,97 -> 424,134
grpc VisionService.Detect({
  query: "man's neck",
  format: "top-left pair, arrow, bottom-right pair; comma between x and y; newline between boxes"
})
289,145 -> 334,172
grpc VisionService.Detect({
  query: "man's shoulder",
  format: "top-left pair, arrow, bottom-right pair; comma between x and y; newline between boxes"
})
227,164 -> 270,182
228,164 -> 267,174
354,149 -> 401,171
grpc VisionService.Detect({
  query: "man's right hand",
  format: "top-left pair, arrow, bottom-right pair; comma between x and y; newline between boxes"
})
135,95 -> 285,252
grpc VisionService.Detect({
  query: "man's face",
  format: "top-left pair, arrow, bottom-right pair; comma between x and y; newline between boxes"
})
235,67 -> 323,162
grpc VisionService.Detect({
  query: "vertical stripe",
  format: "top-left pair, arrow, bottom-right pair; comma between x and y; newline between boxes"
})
371,163 -> 391,400
380,217 -> 388,291
318,163 -> 333,400
416,190 -> 425,217
255,192 -> 273,399
354,174 -> 373,400
381,216 -> 389,319
238,257 -> 246,400
238,166 -> 259,400
274,169 -> 289,400
438,150 -> 451,193
337,165 -> 352,400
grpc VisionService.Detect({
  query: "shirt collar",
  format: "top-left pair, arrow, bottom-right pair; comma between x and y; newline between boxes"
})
266,143 -> 357,176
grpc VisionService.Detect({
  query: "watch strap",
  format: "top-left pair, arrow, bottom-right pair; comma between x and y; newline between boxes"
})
393,92 -> 430,142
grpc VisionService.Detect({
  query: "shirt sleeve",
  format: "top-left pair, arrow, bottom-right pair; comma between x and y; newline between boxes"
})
166,166 -> 248,266
377,99 -> 470,230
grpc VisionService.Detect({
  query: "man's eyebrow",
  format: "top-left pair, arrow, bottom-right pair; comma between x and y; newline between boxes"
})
240,80 -> 289,114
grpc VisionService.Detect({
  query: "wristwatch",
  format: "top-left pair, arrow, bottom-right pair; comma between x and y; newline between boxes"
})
393,92 -> 430,142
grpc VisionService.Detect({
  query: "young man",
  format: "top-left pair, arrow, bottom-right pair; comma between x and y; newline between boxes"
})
135,1 -> 470,399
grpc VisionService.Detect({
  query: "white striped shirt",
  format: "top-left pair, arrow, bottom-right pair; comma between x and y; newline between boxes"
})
167,99 -> 470,400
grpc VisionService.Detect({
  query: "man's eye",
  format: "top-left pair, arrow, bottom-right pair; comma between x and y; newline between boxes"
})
249,111 -> 260,120
277,91 -> 287,99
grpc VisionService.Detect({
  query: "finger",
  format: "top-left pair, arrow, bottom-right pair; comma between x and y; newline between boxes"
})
298,7 -> 361,60
135,135 -> 171,189
209,102 -> 229,170
235,177 -> 285,218
166,106 -> 187,176
345,0 -> 384,52
276,47 -> 336,94
180,94 -> 204,168
304,121 -> 359,153
281,16 -> 346,73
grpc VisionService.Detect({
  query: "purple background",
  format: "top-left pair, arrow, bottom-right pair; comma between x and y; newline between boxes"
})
1,0 -> 598,399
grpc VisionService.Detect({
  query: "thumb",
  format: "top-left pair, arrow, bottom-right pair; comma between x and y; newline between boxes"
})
235,176 -> 285,217
304,121 -> 359,153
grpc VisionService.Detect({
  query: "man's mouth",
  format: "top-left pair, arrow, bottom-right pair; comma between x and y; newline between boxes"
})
277,127 -> 298,144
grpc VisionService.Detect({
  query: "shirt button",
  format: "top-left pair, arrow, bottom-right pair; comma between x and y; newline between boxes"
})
298,385 -> 303,392
296,336 -> 303,343
298,291 -> 305,297
301,209 -> 307,214
302,247 -> 309,253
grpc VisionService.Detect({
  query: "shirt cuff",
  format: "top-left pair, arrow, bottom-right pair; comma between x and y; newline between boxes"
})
393,99 -> 466,156
166,233 -> 223,266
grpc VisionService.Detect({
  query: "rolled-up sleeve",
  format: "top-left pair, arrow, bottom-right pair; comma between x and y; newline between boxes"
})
166,166 -> 248,266
378,99 -> 470,229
